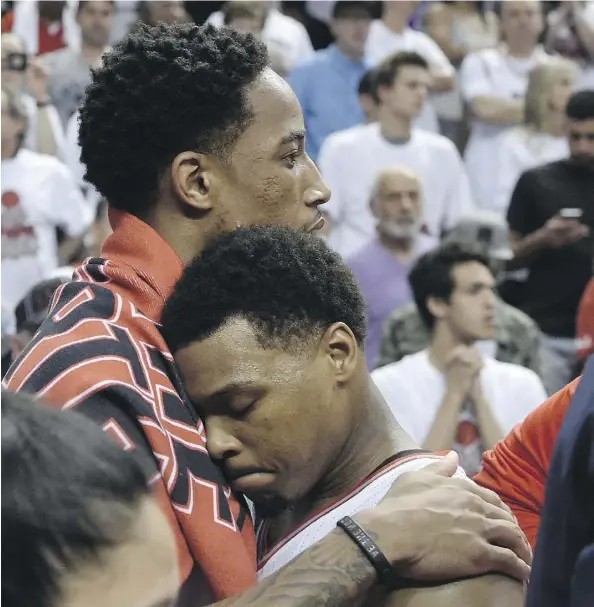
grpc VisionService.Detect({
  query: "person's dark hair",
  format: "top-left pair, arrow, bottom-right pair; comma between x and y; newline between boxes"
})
566,90 -> 594,121
373,51 -> 429,103
15,277 -> 68,335
332,1 -> 373,19
409,243 -> 492,330
77,0 -> 115,14
162,226 -> 367,353
78,22 -> 269,216
358,66 -> 378,97
2,390 -> 151,607
222,1 -> 268,26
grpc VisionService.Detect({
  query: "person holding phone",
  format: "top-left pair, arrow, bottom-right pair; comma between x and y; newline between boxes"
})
0,32 -> 63,155
502,89 -> 594,395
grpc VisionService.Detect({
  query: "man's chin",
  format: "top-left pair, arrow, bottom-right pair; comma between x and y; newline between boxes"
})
252,492 -> 292,519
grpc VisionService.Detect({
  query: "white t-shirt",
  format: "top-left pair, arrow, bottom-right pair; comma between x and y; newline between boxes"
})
460,47 -> 549,210
371,350 -> 548,475
318,123 -> 474,258
1,149 -> 92,308
494,127 -> 569,215
207,8 -> 314,71
365,20 -> 455,133
257,451 -> 467,579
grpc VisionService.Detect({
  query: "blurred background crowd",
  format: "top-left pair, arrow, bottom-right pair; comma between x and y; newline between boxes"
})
1,0 -> 593,471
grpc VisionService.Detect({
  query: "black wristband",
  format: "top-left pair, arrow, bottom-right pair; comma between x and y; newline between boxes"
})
36,99 -> 52,108
337,516 -> 396,590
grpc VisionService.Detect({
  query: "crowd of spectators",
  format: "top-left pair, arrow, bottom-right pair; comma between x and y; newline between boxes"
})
2,0 -> 594,471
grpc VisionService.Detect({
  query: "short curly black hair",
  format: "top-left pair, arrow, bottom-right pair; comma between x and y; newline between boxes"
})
161,227 -> 367,353
79,22 -> 269,216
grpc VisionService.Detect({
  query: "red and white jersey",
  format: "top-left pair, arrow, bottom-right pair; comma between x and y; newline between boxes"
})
257,451 -> 467,579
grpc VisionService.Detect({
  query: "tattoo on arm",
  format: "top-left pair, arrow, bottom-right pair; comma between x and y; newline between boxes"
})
217,529 -> 377,607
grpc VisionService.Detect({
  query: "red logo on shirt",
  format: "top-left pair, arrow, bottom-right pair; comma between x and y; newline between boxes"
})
1,190 -> 38,259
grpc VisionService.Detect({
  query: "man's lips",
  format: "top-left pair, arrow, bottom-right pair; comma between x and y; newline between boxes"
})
224,468 -> 275,493
305,212 -> 325,233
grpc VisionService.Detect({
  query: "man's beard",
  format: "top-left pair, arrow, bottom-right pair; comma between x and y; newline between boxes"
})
570,153 -> 594,170
378,218 -> 421,241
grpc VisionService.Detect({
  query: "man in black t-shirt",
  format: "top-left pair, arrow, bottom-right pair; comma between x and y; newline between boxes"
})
503,90 -> 594,396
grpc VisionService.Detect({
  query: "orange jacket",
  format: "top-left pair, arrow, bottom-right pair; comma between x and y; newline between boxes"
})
474,378 -> 580,549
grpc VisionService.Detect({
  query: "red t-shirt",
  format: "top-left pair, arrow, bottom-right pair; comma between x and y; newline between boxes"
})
1,11 -> 66,55
474,378 -> 580,549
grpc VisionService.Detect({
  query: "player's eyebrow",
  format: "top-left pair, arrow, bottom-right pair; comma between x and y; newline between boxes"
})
201,381 -> 262,402
279,129 -> 306,147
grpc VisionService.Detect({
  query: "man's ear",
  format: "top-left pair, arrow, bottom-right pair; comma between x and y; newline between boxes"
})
427,296 -> 447,323
171,151 -> 219,213
321,322 -> 360,382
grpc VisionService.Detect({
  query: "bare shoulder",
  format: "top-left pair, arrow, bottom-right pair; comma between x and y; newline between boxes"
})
367,574 -> 524,607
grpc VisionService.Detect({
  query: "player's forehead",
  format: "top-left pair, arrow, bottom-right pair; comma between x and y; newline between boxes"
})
175,318 -> 288,402
237,68 -> 305,153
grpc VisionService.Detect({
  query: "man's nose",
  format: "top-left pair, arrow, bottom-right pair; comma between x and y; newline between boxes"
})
205,418 -> 242,461
304,156 -> 331,208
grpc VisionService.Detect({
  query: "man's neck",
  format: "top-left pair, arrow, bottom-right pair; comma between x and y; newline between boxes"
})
505,41 -> 538,59
1,141 -> 20,161
272,381 -> 416,537
382,12 -> 409,35
336,41 -> 364,62
378,231 -> 415,260
379,108 -> 412,140
80,41 -> 109,65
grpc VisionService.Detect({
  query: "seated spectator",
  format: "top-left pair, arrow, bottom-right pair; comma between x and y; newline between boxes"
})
2,390 -> 180,607
358,66 -> 379,123
347,166 -> 436,368
377,210 -> 543,377
222,1 -> 290,78
320,51 -> 473,258
424,1 -> 499,146
372,243 -> 547,476
7,276 -> 69,361
365,0 -> 455,134
502,90 -> 594,395
208,2 -> 314,73
42,0 -> 115,127
461,0 -> 548,210
288,1 -> 372,161
494,56 -> 580,214
1,1 -> 79,56
1,88 -> 91,309
546,0 -> 594,90
1,32 -> 64,155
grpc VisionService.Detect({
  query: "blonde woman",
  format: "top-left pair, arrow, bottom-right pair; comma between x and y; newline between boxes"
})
494,57 -> 580,214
